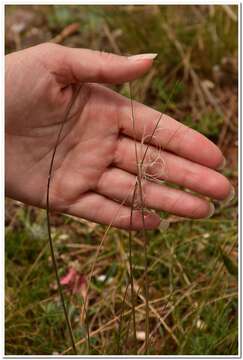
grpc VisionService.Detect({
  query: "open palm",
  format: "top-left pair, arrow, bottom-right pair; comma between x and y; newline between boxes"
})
5,43 -> 232,229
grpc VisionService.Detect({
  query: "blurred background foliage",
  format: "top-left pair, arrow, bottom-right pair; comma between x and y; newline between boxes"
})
5,5 -> 238,355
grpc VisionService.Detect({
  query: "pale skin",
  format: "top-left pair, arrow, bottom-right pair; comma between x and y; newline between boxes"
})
5,43 -> 234,230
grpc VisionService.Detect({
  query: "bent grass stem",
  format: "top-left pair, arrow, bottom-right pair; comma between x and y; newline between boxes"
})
46,84 -> 83,355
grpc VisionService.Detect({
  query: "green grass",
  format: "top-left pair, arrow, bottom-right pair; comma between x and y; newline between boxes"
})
5,201 -> 237,355
5,4 -> 238,355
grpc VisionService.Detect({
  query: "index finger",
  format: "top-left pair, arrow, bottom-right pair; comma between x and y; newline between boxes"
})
118,97 -> 225,170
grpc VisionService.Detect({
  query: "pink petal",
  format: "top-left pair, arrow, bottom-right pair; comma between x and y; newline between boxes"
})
60,267 -> 77,286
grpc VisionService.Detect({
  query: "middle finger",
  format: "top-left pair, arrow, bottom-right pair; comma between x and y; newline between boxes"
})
114,136 -> 231,201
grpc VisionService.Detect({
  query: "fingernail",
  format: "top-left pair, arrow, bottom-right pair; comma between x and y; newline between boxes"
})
224,186 -> 235,205
217,157 -> 226,170
128,53 -> 158,61
207,202 -> 215,218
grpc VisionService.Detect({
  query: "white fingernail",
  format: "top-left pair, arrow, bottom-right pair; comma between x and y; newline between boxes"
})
128,53 -> 158,61
217,157 -> 226,171
225,186 -> 235,205
207,202 -> 215,218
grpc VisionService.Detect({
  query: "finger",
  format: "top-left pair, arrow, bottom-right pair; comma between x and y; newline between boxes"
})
50,44 -> 157,84
117,93 -> 225,169
114,137 -> 232,201
96,168 -> 214,219
66,192 -> 161,230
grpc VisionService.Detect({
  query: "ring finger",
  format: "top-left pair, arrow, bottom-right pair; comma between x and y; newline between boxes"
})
114,136 -> 232,201
96,167 -> 214,219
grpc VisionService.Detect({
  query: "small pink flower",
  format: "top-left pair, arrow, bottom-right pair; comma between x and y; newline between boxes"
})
60,267 -> 86,295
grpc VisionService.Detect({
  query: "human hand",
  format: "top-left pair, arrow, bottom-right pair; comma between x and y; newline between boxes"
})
5,43 -> 233,230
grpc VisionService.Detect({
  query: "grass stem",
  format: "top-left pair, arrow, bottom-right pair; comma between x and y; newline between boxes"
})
46,84 -> 83,355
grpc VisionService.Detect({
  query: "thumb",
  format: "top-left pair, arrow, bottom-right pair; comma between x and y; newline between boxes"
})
52,45 -> 157,85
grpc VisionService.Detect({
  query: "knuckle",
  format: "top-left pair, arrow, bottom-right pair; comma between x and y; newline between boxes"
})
95,50 -> 112,81
181,168 -> 196,188
37,42 -> 60,54
169,193 -> 183,214
113,137 -> 127,167
97,50 -> 110,58
169,125 -> 191,153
